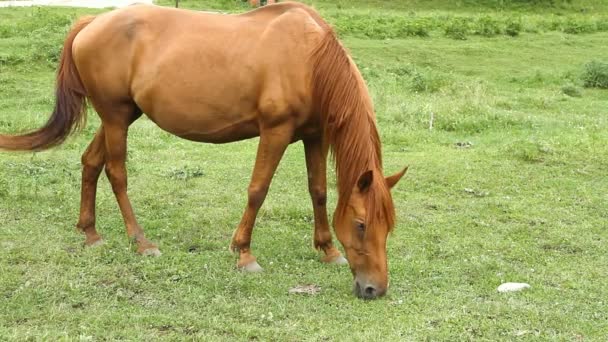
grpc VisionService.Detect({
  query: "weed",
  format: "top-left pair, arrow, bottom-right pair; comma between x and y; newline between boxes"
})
581,60 -> 608,88
561,83 -> 582,97
409,69 -> 449,93
444,18 -> 469,40
398,19 -> 430,37
505,18 -> 522,36
0,54 -> 26,66
509,140 -> 553,163
562,18 -> 596,34
473,16 -> 502,37
165,166 -> 205,180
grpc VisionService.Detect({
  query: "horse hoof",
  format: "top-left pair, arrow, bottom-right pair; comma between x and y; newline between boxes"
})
240,261 -> 263,273
86,239 -> 105,248
141,247 -> 162,257
329,255 -> 348,265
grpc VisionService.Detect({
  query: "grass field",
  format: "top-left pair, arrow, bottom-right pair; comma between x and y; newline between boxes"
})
1,0 -> 607,340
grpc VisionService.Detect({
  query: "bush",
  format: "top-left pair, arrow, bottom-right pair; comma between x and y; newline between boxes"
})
505,19 -> 523,36
562,18 -> 596,34
561,84 -> 582,97
581,61 -> 608,88
473,16 -> 502,36
0,54 -> 26,66
398,20 -> 430,37
444,18 -> 469,40
332,14 -> 433,39
409,70 -> 449,93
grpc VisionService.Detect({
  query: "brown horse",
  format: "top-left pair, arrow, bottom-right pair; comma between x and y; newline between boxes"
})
0,2 -> 406,299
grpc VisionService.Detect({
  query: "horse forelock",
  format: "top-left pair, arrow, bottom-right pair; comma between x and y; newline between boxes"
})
310,29 -> 396,232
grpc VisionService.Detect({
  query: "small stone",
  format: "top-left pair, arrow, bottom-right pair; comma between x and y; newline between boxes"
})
455,141 -> 473,148
497,282 -> 531,293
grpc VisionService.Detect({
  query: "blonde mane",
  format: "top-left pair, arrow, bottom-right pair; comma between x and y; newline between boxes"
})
310,30 -> 396,230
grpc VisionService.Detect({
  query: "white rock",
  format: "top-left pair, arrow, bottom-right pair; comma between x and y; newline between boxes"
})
497,282 -> 531,293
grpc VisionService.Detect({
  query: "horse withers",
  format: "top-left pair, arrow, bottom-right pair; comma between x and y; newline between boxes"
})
0,2 -> 407,299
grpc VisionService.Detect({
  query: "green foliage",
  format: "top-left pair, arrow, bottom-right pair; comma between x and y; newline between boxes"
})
332,14 -> 431,39
444,18 -> 470,40
505,18 -> 523,36
561,83 -> 582,97
409,69 -> 450,93
0,7 -> 101,66
561,18 -> 597,34
0,54 -> 26,66
508,140 -> 553,162
581,60 -> 608,88
473,16 -> 503,36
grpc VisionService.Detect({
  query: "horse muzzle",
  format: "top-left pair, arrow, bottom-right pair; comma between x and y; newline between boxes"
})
353,278 -> 387,300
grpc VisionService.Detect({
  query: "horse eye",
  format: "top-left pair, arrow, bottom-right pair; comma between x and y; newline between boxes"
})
356,222 -> 366,233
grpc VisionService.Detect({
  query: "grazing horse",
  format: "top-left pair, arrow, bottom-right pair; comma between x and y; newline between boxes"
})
0,2 -> 406,299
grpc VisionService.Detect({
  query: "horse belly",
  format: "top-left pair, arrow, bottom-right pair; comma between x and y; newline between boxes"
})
142,106 -> 260,144
173,118 -> 260,144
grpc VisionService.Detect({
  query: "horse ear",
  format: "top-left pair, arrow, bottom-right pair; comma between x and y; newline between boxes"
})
386,166 -> 408,189
357,170 -> 374,193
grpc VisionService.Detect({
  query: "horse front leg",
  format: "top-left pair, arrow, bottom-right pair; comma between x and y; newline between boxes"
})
303,138 -> 347,265
230,125 -> 293,272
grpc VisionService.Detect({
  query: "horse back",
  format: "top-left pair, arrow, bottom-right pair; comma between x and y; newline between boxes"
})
71,3 -> 327,142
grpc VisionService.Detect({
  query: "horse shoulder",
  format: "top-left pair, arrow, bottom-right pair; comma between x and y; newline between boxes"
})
253,8 -> 325,125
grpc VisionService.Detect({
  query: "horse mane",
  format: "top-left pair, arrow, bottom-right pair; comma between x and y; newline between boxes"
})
309,29 -> 396,230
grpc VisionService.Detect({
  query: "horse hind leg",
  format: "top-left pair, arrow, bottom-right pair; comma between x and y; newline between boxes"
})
76,126 -> 106,247
97,103 -> 160,256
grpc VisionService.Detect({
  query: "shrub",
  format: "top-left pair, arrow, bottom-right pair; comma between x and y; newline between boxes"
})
561,84 -> 582,97
473,16 -> 502,36
444,18 -> 469,40
409,70 -> 448,93
29,39 -> 63,64
562,18 -> 596,34
510,141 -> 552,163
332,14 -> 432,39
0,54 -> 26,66
595,18 -> 608,32
581,61 -> 608,88
398,20 -> 430,37
505,19 -> 523,36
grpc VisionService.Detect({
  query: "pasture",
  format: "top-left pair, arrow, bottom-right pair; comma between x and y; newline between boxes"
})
1,0 -> 607,339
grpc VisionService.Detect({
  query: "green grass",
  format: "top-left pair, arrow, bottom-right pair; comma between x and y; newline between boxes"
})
1,1 -> 608,340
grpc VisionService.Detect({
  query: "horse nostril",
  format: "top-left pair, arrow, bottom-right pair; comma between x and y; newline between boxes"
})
364,285 -> 377,297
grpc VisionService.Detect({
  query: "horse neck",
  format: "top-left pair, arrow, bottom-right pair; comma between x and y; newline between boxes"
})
329,97 -> 383,209
323,67 -> 383,214
310,30 -> 386,214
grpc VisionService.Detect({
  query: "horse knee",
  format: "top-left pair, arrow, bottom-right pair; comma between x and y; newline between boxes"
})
105,164 -> 127,194
81,143 -> 105,172
247,185 -> 268,209
82,156 -> 103,175
309,186 -> 327,206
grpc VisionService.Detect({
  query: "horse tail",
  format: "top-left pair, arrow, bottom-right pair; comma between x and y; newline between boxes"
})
0,15 -> 96,151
